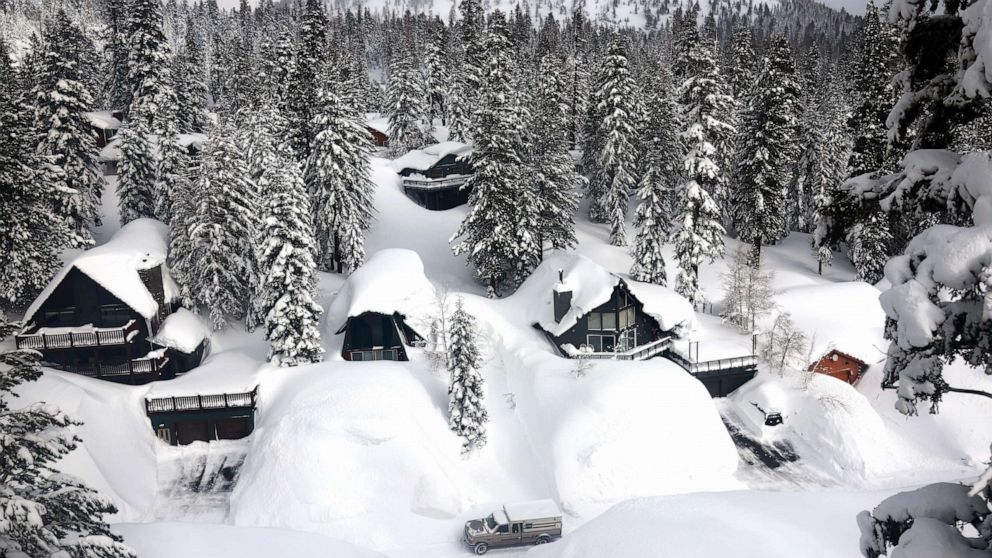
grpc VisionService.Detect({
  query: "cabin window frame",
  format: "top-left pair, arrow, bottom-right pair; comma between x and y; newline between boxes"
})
586,333 -> 616,353
618,306 -> 635,330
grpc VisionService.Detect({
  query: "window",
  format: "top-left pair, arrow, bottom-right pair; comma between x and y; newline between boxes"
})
497,524 -> 509,534
351,351 -> 365,361
619,329 -> 637,352
602,312 -> 617,330
619,306 -> 635,329
587,334 -> 616,353
512,524 -> 520,534
156,427 -> 171,444
588,312 -> 601,330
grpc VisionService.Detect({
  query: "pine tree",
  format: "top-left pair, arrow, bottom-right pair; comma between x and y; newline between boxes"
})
533,55 -> 581,254
116,121 -> 157,225
727,23 -> 757,100
674,41 -> 733,305
0,38 -> 68,308
733,37 -> 802,257
447,297 -> 487,452
424,18 -> 449,126
192,125 -> 257,329
34,9 -> 104,250
286,0 -> 327,156
306,87 -> 375,274
591,39 -> 639,246
0,324 -> 136,558
175,15 -> 210,132
458,0 -> 486,112
846,1 -> 895,177
258,151 -> 324,366
451,12 -> 538,296
848,209 -> 891,284
630,166 -> 671,286
386,43 -> 429,155
166,167 -> 199,308
126,0 -> 175,132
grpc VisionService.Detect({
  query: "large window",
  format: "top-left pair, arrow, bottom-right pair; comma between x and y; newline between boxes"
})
588,312 -> 601,330
586,334 -> 616,352
351,349 -> 398,361
618,306 -> 635,330
587,312 -> 617,331
602,312 -> 617,330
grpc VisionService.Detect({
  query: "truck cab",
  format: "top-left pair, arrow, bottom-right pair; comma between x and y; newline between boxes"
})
463,500 -> 563,555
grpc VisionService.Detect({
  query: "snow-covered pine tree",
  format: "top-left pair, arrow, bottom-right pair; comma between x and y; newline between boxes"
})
451,11 -> 538,296
846,1 -> 896,178
191,125 -> 257,329
674,41 -> 733,305
591,38 -> 639,246
458,0 -> 486,113
0,324 -> 136,558
727,22 -> 757,101
257,150 -> 324,366
116,121 -> 157,225
154,129 -> 189,228
126,0 -> 175,132
166,167 -> 199,308
306,87 -> 375,274
631,63 -> 680,286
286,0 -> 327,157
533,54 -> 582,255
386,41 -> 429,156
33,9 -> 104,250
848,209 -> 891,284
0,38 -> 68,308
424,18 -> 449,126
447,296 -> 488,452
175,14 -> 210,133
732,36 -> 802,258
272,30 -> 296,112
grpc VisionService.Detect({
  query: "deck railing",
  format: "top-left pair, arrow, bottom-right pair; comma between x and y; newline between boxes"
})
15,320 -> 140,350
402,175 -> 469,190
666,350 -> 758,375
145,386 -> 259,414
572,336 -> 673,361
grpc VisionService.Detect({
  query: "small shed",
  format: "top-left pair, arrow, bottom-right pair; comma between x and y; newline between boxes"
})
84,110 -> 124,148
327,249 -> 434,361
808,350 -> 869,385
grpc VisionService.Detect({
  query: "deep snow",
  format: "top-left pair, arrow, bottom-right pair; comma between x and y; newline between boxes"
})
8,156 -> 992,557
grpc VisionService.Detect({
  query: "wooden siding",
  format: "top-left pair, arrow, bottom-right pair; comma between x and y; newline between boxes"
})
341,311 -> 424,361
547,282 -> 666,356
367,127 -> 388,147
146,387 -> 258,446
809,350 -> 868,385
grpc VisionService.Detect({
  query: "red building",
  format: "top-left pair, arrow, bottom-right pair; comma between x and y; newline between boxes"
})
808,350 -> 869,385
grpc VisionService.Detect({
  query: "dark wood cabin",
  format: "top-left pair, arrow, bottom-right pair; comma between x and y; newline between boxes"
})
542,280 -> 670,358
367,126 -> 388,147
337,311 -> 425,361
87,110 -> 124,148
16,265 -> 201,384
146,387 -> 257,446
809,350 -> 868,385
398,153 -> 474,211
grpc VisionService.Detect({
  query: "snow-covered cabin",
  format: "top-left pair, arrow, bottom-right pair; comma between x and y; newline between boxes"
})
83,109 -> 124,148
98,132 -> 207,175
393,142 -> 474,210
328,249 -> 432,361
145,385 -> 257,446
365,113 -> 389,148
530,253 -> 695,361
14,219 -> 207,384
808,349 -> 869,385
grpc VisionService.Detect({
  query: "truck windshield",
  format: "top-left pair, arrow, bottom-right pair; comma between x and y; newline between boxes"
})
485,514 -> 497,530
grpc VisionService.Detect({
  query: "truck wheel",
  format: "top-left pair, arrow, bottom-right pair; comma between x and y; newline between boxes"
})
474,543 -> 489,555
536,535 -> 551,545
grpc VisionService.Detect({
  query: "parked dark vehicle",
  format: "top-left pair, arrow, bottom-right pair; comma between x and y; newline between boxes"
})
463,500 -> 562,555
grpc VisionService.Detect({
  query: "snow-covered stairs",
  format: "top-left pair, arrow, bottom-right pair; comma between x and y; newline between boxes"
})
152,439 -> 249,522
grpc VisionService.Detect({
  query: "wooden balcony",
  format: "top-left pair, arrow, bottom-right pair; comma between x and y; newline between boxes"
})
15,320 -> 140,351
571,336 -> 673,361
666,351 -> 758,376
145,386 -> 259,415
67,353 -> 172,384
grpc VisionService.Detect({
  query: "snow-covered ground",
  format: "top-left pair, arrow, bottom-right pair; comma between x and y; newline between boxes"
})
7,156 -> 991,557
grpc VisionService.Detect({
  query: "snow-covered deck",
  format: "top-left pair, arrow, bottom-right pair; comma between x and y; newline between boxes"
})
566,335 -> 673,361
16,320 -> 140,350
145,386 -> 259,414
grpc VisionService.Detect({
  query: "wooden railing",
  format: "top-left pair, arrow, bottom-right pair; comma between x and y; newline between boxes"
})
15,320 -> 140,350
145,386 -> 259,414
666,350 -> 758,375
572,336 -> 673,361
90,354 -> 170,378
402,175 -> 469,190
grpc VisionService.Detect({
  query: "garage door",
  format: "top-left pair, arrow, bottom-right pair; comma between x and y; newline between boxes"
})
176,420 -> 211,445
215,416 -> 252,440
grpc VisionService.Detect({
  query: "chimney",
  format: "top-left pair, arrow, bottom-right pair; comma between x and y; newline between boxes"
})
553,269 -> 572,323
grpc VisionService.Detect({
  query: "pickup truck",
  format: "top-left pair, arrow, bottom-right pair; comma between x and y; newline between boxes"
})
462,500 -> 563,555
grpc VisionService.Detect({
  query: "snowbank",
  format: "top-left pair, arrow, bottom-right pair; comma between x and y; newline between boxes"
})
229,363 -> 469,550
114,522 -> 384,558
84,110 -> 122,130
151,308 -> 209,353
391,141 -> 471,173
326,248 -> 437,335
99,132 -> 207,162
523,251 -> 696,338
23,218 -> 179,325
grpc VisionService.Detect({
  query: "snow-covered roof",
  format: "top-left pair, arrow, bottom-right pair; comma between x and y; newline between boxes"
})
327,249 -> 436,334
84,110 -> 122,130
391,141 -> 472,173
504,499 -> 561,520
98,132 -> 208,162
365,114 -> 389,135
23,218 -> 179,325
151,308 -> 209,353
529,251 -> 696,338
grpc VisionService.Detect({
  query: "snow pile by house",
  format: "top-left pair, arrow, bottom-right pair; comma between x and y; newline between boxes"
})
523,251 -> 696,338
99,132 -> 207,163
22,218 -> 179,325
391,141 -> 471,173
229,363 -> 469,550
83,110 -> 122,131
151,308 -> 209,353
326,248 -> 437,338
